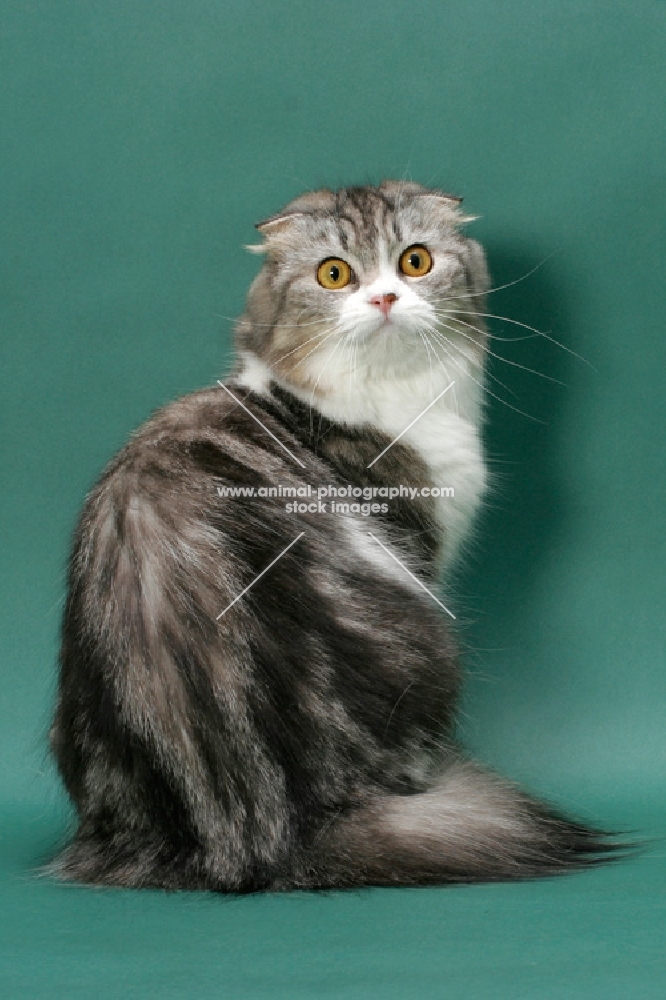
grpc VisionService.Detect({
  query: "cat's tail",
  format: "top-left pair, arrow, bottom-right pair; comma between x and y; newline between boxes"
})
291,760 -> 626,889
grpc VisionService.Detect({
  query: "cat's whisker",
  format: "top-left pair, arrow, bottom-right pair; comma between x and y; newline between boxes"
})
341,330 -> 357,393
218,313 -> 338,331
434,314 -> 566,385
443,309 -> 595,369
414,323 -> 451,383
423,323 -> 543,422
279,326 -> 341,379
437,253 -> 557,304
266,327 -> 333,371
482,333 -> 540,343
428,325 -> 518,400
419,330 -> 459,415
309,326 -> 347,402
417,329 -> 436,392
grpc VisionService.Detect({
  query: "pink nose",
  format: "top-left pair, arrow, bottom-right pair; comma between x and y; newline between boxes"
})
369,292 -> 398,318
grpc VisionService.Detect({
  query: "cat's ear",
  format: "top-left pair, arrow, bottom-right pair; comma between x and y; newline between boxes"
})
427,192 -> 464,207
379,180 -> 479,224
245,212 -> 304,253
250,211 -> 306,249
255,211 -> 306,235
380,180 -> 463,208
417,191 -> 479,225
247,189 -> 335,253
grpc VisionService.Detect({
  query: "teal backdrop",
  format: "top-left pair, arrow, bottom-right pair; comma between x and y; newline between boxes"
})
1,1 -> 664,997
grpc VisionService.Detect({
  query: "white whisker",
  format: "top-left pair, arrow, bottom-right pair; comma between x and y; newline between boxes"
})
417,329 -> 436,392
438,253 -> 558,304
267,327 -> 332,370
423,323 -> 543,423
418,330 -> 459,415
279,326 -> 341,379
446,309 -> 595,370
428,326 -> 518,400
309,331 -> 346,402
435,314 -> 565,385
217,313 -> 337,331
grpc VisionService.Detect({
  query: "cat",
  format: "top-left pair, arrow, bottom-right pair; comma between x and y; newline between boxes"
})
50,181 -> 618,891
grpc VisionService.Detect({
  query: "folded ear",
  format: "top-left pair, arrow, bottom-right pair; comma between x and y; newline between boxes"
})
378,180 -> 461,203
245,211 -> 306,251
254,211 -> 306,235
255,188 -> 335,235
378,180 -> 477,224
416,191 -> 478,224
427,192 -> 464,207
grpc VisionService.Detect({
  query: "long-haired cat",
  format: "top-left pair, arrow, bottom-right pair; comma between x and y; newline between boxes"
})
50,181 -> 617,891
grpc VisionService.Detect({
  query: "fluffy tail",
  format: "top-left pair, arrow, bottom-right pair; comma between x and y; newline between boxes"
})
47,761 -> 626,893
291,761 -> 624,889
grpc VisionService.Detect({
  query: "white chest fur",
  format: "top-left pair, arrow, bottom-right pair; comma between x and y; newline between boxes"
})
235,352 -> 487,571
321,364 -> 486,569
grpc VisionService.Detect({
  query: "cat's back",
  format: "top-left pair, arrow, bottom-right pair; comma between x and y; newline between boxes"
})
76,383 -> 304,545
94,384 -> 288,488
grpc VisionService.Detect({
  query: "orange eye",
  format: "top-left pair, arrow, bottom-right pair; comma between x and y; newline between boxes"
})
317,257 -> 352,289
399,245 -> 433,278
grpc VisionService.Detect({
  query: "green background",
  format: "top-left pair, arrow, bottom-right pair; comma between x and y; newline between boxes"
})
2,1 -> 665,996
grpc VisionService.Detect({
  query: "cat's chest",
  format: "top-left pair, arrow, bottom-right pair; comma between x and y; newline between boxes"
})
315,369 -> 487,565
370,382 -> 481,480
238,356 -> 487,567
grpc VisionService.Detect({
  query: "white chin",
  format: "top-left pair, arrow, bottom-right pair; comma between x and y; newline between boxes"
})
362,316 -> 411,340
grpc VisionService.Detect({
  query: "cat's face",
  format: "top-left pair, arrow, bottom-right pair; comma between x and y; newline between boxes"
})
237,182 -> 489,394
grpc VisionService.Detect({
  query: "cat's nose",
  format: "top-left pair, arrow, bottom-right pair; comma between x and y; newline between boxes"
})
369,293 -> 398,318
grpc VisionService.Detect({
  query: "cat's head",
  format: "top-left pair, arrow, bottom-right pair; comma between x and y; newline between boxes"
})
236,182 -> 489,394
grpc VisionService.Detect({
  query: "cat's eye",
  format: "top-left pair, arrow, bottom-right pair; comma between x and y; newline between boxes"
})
317,257 -> 352,290
399,245 -> 433,278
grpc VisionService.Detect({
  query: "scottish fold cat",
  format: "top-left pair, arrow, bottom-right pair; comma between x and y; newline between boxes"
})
51,182 -> 616,890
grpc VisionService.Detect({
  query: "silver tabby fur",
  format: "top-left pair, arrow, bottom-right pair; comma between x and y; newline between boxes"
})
51,182 -> 617,891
